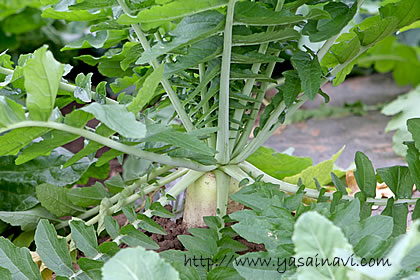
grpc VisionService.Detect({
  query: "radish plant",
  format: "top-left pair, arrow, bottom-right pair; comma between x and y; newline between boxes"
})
0,0 -> 420,279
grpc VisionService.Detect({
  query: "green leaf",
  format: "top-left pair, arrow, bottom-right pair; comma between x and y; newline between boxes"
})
63,124 -> 115,168
0,127 -> 51,156
0,149 -> 90,211
231,209 -> 294,250
136,214 -> 167,235
0,267 -> 11,280
41,7 -> 108,21
143,124 -> 215,156
280,70 -> 301,107
15,110 -> 92,165
331,199 -> 360,229
81,104 -> 146,138
0,96 -> 25,127
136,11 -> 224,64
303,1 -> 357,42
62,30 -> 128,51
0,237 -> 42,280
348,220 -> 420,278
74,72 -> 93,102
164,36 -> 223,76
283,146 -> 344,188
35,219 -> 74,277
0,148 -> 91,187
69,220 -> 99,258
291,51 -> 322,100
104,216 -> 120,240
381,87 -> 420,156
232,29 -> 299,46
120,225 -> 159,250
23,45 -> 64,121
408,118 -> 420,152
246,146 -> 312,180
405,142 -> 420,192
381,199 -> 408,237
0,206 -> 60,231
231,50 -> 284,64
102,246 -> 180,280
36,183 -> 82,217
77,258 -> 103,280
234,251 -> 293,279
234,2 -> 329,26
377,166 -> 414,199
343,215 -> 393,245
330,172 -> 348,195
127,65 -> 163,114
67,182 -> 110,207
117,0 -> 228,26
293,211 -> 353,279
354,151 -> 377,198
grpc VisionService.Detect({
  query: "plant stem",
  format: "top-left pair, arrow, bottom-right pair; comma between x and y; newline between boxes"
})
214,170 -> 230,221
116,0 -> 194,132
199,63 -> 216,148
0,66 -> 117,104
231,50 -> 281,158
57,165 -> 175,229
229,0 -> 284,153
231,101 -> 286,164
216,0 -> 236,164
0,121 -> 216,171
144,170 -> 205,217
236,162 -> 420,206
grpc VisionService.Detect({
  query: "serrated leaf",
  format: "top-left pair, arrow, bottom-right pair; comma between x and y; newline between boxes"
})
69,220 -> 99,258
102,246 -> 180,280
143,124 -> 215,156
81,103 -> 146,139
36,183 -> 82,217
232,29 -> 299,46
0,237 -> 42,280
23,45 -> 64,121
67,182 -> 110,207
234,1 -> 329,26
291,51 -> 322,100
127,65 -> 163,114
164,36 -> 223,76
354,151 -> 377,198
35,220 -> 73,277
137,11 -> 224,64
280,70 -> 301,107
303,1 -> 357,42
